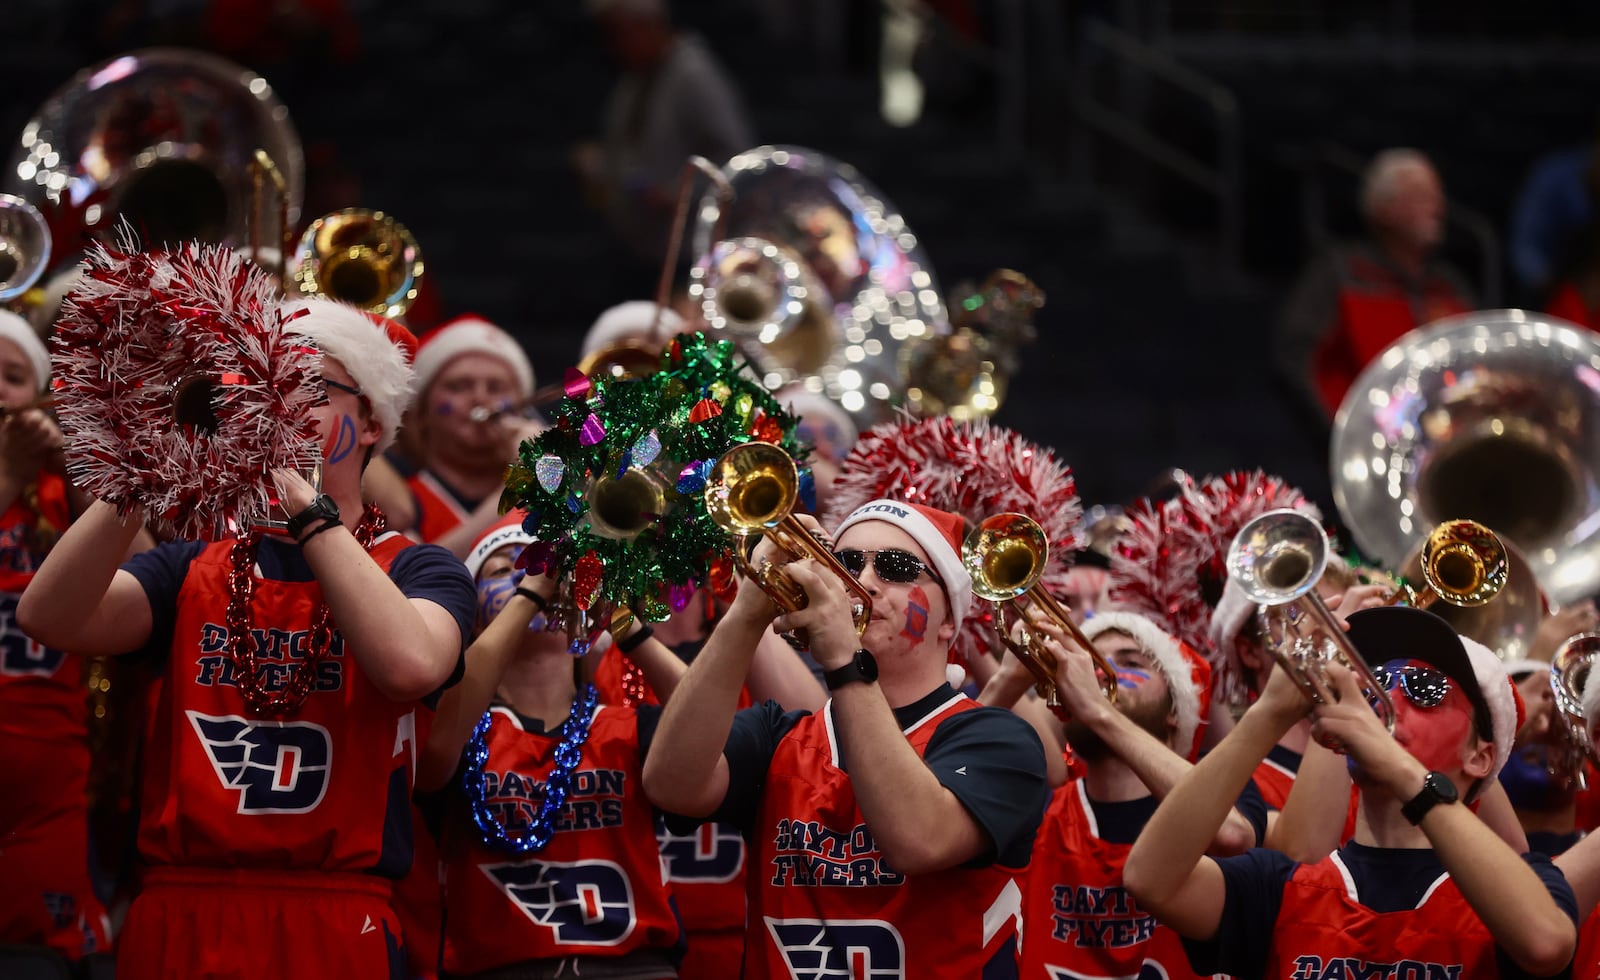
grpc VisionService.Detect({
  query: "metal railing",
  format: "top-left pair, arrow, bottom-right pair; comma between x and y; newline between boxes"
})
1071,19 -> 1242,267
1283,142 -> 1502,307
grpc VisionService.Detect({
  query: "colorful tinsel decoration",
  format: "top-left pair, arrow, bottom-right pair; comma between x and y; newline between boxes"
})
823,411 -> 1083,667
1106,470 -> 1320,702
52,242 -> 324,541
505,332 -> 810,623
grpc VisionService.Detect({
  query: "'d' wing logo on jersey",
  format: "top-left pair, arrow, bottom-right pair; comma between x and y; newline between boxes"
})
1047,959 -> 1172,980
767,917 -> 906,980
187,711 -> 332,814
656,817 -> 745,883
481,859 -> 637,947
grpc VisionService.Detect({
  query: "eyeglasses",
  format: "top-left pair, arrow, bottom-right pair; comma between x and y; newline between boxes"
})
1371,663 -> 1452,709
832,548 -> 943,585
322,377 -> 364,400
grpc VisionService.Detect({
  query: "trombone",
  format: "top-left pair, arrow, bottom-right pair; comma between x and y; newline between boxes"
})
1226,509 -> 1396,747
704,441 -> 872,645
962,512 -> 1118,712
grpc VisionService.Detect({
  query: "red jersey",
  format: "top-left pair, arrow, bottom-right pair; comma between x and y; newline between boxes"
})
407,470 -> 471,543
749,694 -> 1025,979
137,533 -> 426,874
1252,747 -> 1359,842
0,471 -> 82,747
1266,853 -> 1502,979
439,705 -> 681,975
1021,781 -> 1208,980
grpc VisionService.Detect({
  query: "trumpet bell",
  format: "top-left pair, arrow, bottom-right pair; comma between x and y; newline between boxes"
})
1550,632 -> 1600,788
1227,510 -> 1328,605
962,513 -> 1049,602
4,48 -> 303,250
705,441 -> 798,534
0,195 -> 51,302
577,340 -> 662,384
290,209 -> 424,319
690,237 -> 836,376
1332,309 -> 1600,605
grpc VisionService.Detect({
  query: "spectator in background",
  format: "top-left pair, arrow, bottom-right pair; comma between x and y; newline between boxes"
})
574,0 -> 754,283
1275,149 -> 1475,423
1511,128 -> 1600,305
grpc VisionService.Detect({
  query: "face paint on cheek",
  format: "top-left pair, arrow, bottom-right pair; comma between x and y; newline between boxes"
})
1114,667 -> 1152,690
1393,694 -> 1476,772
900,585 -> 930,642
325,414 -> 357,464
476,576 -> 518,631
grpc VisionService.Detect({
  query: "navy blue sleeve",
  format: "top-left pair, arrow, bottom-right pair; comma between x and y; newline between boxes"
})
122,540 -> 207,662
1180,847 -> 1296,979
1496,852 -> 1578,980
659,700 -> 806,836
388,543 -> 475,705
1235,777 -> 1270,847
922,705 -> 1050,868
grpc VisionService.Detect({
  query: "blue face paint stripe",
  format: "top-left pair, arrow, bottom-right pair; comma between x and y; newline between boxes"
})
1113,667 -> 1151,690
327,414 -> 357,464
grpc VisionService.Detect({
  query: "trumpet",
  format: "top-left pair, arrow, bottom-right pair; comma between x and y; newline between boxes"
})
963,513 -> 1118,711
1226,509 -> 1396,747
1549,632 -> 1600,790
290,208 -> 424,320
0,194 -> 50,304
1386,519 -> 1507,610
704,441 -> 872,644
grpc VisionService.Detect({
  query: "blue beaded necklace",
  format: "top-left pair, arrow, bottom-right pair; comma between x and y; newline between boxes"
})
462,684 -> 599,854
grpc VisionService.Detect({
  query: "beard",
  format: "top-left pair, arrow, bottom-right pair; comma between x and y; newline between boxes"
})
1064,691 -> 1174,763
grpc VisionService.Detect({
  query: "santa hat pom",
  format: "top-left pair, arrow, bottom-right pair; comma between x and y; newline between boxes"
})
823,412 -> 1081,666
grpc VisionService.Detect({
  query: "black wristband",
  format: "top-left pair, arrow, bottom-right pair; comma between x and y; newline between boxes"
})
513,586 -> 548,614
297,517 -> 343,546
616,623 -> 654,654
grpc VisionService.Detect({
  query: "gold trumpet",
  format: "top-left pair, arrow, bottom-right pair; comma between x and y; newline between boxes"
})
963,513 -> 1118,711
1385,519 -> 1507,610
1549,632 -> 1600,790
290,208 -> 424,319
1227,509 -> 1396,747
704,441 -> 872,645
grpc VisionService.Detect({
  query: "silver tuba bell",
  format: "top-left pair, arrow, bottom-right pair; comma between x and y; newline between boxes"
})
1331,309 -> 1600,607
1226,508 -> 1396,747
689,145 -> 950,426
4,48 -> 303,253
0,194 -> 51,303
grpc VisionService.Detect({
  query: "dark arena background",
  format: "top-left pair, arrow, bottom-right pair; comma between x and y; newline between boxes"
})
6,0 -> 1600,530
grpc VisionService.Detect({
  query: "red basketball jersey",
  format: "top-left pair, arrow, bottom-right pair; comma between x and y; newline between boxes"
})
1021,781 -> 1209,980
407,471 -> 470,544
0,471 -> 84,746
749,694 -> 1025,980
1252,752 -> 1359,842
1265,853 -> 1501,979
439,705 -> 681,975
138,533 -> 424,874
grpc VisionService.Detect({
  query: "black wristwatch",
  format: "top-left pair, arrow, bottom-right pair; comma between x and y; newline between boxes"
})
1401,771 -> 1459,825
824,649 -> 879,691
286,494 -> 341,540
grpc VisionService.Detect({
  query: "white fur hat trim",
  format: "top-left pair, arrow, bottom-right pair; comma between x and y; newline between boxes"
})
1084,611 -> 1202,757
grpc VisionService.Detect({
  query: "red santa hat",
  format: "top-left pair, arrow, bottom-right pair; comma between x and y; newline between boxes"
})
1081,611 -> 1211,761
413,314 -> 535,400
834,499 -> 972,628
0,309 -> 50,393
283,297 -> 416,454
580,301 -> 686,359
465,509 -> 537,581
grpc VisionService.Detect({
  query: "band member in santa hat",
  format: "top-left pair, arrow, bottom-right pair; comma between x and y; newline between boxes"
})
20,264 -> 476,980
644,497 -> 1050,978
1126,607 -> 1575,980
1004,610 -> 1264,980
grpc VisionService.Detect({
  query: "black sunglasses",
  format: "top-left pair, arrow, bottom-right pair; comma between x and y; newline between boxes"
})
1371,664 -> 1452,709
833,548 -> 943,585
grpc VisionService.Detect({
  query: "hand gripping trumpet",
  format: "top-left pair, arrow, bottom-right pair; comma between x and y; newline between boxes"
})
1385,519 -> 1508,610
962,512 -> 1118,712
1226,509 -> 1396,748
1549,632 -> 1600,791
704,441 -> 872,646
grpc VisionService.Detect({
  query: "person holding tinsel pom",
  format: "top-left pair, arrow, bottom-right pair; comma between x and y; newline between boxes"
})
642,497 -> 1050,978
18,250 -> 477,980
0,308 -> 148,961
411,512 -> 689,979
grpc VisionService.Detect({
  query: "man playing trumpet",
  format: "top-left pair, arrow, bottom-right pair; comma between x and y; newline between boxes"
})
642,498 -> 1051,978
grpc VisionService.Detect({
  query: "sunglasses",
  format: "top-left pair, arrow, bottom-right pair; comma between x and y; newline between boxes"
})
1370,664 -> 1452,709
833,548 -> 943,586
